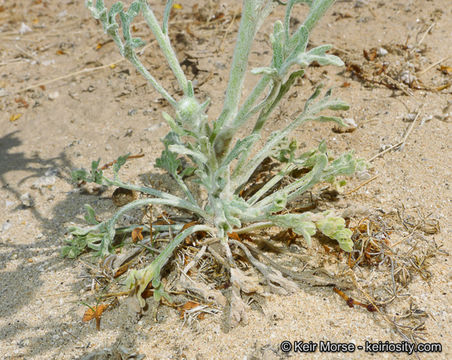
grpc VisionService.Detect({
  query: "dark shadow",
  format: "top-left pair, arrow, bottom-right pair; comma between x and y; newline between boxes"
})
0,130 -> 146,358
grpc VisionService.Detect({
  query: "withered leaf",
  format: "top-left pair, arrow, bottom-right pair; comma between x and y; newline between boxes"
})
131,227 -> 143,243
82,303 -> 109,330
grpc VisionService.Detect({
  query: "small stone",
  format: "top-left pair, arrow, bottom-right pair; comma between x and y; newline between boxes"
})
399,70 -> 416,85
19,22 -> 32,34
404,113 -> 417,122
128,109 -> 137,116
20,193 -> 33,207
48,91 -> 59,100
124,128 -> 133,137
377,47 -> 388,56
1,220 -> 12,232
32,174 -> 56,189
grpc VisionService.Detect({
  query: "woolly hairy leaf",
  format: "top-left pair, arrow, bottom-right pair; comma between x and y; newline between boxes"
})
271,213 -> 316,245
315,213 -> 353,252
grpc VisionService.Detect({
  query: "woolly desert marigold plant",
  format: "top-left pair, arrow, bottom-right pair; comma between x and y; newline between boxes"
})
67,0 -> 365,312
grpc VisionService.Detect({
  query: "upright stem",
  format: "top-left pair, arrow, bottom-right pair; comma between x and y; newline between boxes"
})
303,0 -> 336,33
128,53 -> 176,106
140,0 -> 189,96
214,0 -> 274,158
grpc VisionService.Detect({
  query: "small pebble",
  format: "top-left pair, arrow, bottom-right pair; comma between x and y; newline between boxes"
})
19,22 -> 32,34
377,47 -> 388,56
1,220 -> 12,232
48,91 -> 59,100
20,193 -> 33,207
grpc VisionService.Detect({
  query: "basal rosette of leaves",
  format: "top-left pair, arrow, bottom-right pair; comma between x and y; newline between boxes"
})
66,0 -> 365,310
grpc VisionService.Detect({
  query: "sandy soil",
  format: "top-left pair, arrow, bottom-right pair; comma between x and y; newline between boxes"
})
0,0 -> 451,359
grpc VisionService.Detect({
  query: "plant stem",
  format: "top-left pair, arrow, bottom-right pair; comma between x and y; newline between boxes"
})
303,0 -> 336,34
214,0 -> 274,158
151,224 -> 214,272
247,163 -> 296,205
140,0 -> 189,96
102,177 -> 208,218
234,221 -> 273,234
127,53 -> 176,106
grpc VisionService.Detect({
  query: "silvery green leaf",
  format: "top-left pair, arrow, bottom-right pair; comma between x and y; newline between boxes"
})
271,20 -> 285,69
284,153 -> 327,199
106,23 -> 119,34
180,166 -> 196,178
68,226 -> 91,236
321,152 -> 357,182
303,84 -> 323,110
155,148 -> 180,176
90,159 -> 104,184
269,69 -> 304,117
127,1 -> 141,18
307,92 -> 349,112
95,0 -> 105,13
325,99 -> 349,111
270,213 -> 316,245
162,131 -> 182,146
269,192 -> 287,213
222,134 -> 260,169
162,111 -> 185,136
224,207 -> 242,228
131,37 -> 145,48
307,44 -> 332,55
287,25 -> 308,58
84,204 -> 99,225
295,52 -> 343,68
168,144 -> 208,164
162,0 -> 174,34
274,138 -> 297,163
315,213 -> 353,252
108,2 -> 124,22
113,153 -> 130,177
71,168 -> 89,182
311,115 -> 347,126
251,67 -> 279,78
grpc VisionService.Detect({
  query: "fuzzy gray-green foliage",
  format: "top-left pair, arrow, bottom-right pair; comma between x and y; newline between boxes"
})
67,0 -> 365,306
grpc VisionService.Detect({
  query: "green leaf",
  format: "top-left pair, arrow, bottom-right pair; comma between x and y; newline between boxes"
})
271,20 -> 285,69
131,37 -> 146,48
108,2 -> 124,23
168,144 -> 208,164
251,67 -> 279,78
271,213 -> 316,245
71,169 -> 89,182
84,204 -> 99,225
113,153 -> 130,176
287,25 -> 309,59
221,134 -> 260,169
311,115 -> 347,126
127,1 -> 141,18
155,149 -> 181,176
315,213 -> 354,252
